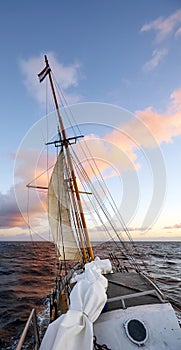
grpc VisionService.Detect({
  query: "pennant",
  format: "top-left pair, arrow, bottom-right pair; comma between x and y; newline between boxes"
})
38,65 -> 51,83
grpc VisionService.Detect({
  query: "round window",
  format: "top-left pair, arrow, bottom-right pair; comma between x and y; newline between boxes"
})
124,319 -> 148,346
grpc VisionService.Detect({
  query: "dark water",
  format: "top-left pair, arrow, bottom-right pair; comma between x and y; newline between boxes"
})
0,242 -> 58,349
0,241 -> 181,349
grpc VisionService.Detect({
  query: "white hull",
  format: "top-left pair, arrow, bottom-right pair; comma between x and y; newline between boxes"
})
94,303 -> 181,349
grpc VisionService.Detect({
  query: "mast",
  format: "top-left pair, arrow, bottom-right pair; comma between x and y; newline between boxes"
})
44,55 -> 94,261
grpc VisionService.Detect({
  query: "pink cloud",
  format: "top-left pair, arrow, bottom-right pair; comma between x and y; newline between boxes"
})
0,189 -> 26,228
74,132 -> 138,188
9,149 -> 56,230
74,86 -> 181,182
136,87 -> 181,145
141,9 -> 181,42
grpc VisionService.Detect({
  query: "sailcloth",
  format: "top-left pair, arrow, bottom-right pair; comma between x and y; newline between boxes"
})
48,150 -> 81,260
40,258 -> 112,350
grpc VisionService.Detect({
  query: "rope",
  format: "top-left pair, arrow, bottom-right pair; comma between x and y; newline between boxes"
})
70,147 -> 141,271
45,78 -> 51,242
26,187 -> 34,244
63,151 -> 84,260
71,156 -> 126,254
46,70 -> 147,271
56,148 -> 67,272
93,336 -> 111,350
71,148 -> 145,270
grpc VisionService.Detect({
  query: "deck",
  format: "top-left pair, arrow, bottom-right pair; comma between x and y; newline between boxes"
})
103,271 -> 165,312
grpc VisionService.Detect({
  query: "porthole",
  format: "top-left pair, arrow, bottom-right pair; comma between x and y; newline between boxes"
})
124,319 -> 148,346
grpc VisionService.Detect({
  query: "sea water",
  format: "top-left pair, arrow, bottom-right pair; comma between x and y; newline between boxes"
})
0,241 -> 181,349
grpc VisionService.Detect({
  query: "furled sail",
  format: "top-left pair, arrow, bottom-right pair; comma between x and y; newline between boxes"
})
48,150 -> 81,260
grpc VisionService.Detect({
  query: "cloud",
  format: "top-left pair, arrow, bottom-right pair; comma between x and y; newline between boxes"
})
0,183 -> 47,230
141,9 -> 181,43
14,148 -> 54,226
75,87 -> 181,233
73,131 -> 139,190
20,52 -> 83,107
142,49 -> 168,72
175,27 -> 181,37
74,86 -> 181,182
141,10 -> 181,71
0,227 -> 51,241
135,87 -> 181,145
94,86 -> 181,153
0,148 -> 54,231
0,189 -> 26,228
164,223 -> 181,229
170,88 -> 181,111
127,226 -> 150,232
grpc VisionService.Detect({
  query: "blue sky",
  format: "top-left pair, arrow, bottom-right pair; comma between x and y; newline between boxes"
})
0,0 -> 181,240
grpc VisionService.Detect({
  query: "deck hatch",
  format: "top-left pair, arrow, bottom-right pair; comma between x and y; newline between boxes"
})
124,319 -> 148,346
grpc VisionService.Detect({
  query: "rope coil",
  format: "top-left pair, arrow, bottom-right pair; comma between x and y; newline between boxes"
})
93,336 -> 111,350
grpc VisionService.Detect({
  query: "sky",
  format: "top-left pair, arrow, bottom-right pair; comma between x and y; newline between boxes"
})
0,0 -> 181,241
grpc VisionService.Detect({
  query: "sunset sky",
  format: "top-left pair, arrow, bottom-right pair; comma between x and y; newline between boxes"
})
0,1 -> 181,241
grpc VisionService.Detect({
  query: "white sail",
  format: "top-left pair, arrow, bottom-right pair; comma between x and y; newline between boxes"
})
48,151 -> 81,260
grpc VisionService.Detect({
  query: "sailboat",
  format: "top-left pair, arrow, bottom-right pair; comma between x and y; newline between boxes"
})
16,56 -> 181,350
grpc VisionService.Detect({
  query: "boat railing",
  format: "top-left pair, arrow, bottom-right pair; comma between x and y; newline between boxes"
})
16,308 -> 40,350
107,289 -> 165,309
140,272 -> 165,298
50,262 -> 84,321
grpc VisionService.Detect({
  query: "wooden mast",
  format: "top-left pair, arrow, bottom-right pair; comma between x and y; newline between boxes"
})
44,55 -> 94,261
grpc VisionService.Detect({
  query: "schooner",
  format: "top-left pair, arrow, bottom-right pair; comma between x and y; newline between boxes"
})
16,55 -> 181,350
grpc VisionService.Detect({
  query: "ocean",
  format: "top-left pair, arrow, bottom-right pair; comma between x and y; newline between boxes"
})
0,241 -> 181,349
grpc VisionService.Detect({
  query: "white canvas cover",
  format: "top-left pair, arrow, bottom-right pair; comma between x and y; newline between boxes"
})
40,258 -> 112,350
48,151 -> 81,260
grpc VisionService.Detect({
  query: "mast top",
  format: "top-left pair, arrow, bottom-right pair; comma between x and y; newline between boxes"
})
44,55 -> 49,66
